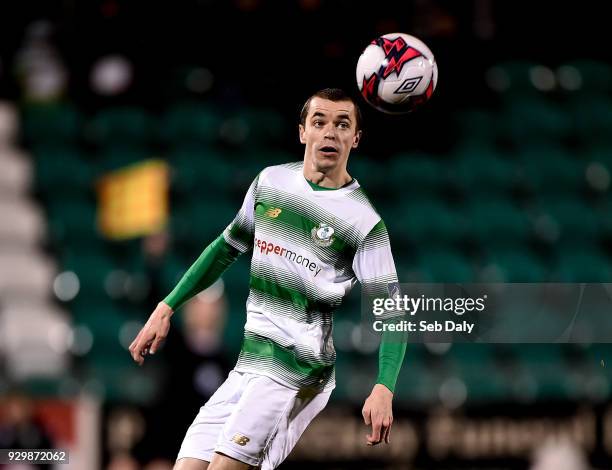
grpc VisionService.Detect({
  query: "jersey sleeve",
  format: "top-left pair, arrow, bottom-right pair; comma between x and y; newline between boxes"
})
223,174 -> 259,253
353,220 -> 401,311
162,175 -> 259,311
163,234 -> 242,311
353,219 -> 407,393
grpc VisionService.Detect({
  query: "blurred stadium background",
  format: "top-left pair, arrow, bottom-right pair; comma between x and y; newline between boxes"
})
1,1 -> 612,469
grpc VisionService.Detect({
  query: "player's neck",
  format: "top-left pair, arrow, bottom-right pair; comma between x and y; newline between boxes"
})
303,164 -> 351,189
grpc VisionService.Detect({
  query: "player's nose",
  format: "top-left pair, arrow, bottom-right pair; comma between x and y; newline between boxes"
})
323,126 -> 336,139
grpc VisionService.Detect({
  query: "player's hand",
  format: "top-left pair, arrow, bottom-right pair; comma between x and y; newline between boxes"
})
362,383 -> 394,446
128,301 -> 174,365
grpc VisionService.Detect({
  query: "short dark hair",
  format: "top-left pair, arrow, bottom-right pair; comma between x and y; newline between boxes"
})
300,88 -> 363,131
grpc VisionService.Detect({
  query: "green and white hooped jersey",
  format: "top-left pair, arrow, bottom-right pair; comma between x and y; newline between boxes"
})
223,162 -> 399,391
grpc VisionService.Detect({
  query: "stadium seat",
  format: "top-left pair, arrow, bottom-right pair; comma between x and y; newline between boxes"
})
171,199 -> 237,251
160,102 -> 220,145
587,186 -> 612,239
516,144 -> 584,194
536,196 -> 600,242
229,108 -> 288,147
448,344 -> 510,402
71,300 -> 158,401
32,146 -> 93,196
585,344 -> 612,386
508,345 -> 571,400
46,198 -> 101,248
584,145 -> 612,168
387,153 -> 447,196
87,107 -> 154,148
582,146 -> 612,196
347,155 -> 386,194
463,198 -> 531,245
481,248 -> 548,282
223,152 -> 267,195
559,59 -> 612,93
415,249 -> 475,282
60,251 -> 117,300
498,97 -> 572,144
394,198 -> 465,245
391,357 -> 438,405
451,147 -> 517,195
567,94 -> 612,145
553,250 -> 612,282
71,301 -> 126,347
95,146 -> 154,173
453,109 -> 498,147
236,150 -> 297,172
22,103 -> 80,145
168,146 -> 233,196
157,255 -> 189,296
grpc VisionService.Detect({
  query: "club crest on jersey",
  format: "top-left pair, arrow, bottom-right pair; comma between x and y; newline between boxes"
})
311,222 -> 335,247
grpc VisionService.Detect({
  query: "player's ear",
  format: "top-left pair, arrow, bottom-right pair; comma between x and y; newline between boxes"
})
352,129 -> 362,148
299,124 -> 306,144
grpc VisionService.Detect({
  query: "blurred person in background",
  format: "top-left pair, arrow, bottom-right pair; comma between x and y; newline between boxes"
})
0,391 -> 54,470
137,230 -> 231,464
106,452 -> 139,470
129,88 -> 406,469
13,20 -> 67,104
142,230 -> 172,310
143,458 -> 175,470
530,438 -> 590,470
137,281 -> 232,463
173,281 -> 232,403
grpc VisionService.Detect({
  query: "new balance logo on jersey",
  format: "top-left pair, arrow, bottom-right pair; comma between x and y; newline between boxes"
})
231,434 -> 250,446
265,207 -> 282,218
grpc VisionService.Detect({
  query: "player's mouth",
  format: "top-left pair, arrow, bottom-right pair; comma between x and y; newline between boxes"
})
318,145 -> 339,156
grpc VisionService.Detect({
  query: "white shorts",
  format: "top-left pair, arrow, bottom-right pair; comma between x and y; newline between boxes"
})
176,369 -> 331,469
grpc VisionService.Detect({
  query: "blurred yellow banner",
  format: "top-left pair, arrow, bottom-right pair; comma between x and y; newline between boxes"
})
97,159 -> 169,240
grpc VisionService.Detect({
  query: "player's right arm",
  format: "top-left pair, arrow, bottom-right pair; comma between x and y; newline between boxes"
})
129,174 -> 259,365
353,219 -> 407,445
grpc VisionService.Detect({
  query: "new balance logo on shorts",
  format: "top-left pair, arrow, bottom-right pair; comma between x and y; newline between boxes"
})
231,434 -> 250,446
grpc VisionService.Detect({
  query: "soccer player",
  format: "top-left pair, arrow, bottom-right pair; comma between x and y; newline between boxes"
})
129,88 -> 406,470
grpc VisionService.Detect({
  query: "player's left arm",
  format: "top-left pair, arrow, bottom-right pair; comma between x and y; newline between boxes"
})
353,220 -> 407,446
129,175 -> 259,364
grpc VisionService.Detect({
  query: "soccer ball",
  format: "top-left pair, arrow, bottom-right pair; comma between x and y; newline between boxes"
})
356,33 -> 438,114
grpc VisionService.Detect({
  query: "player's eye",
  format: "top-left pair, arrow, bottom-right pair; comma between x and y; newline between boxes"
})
313,120 -> 324,127
337,122 -> 349,129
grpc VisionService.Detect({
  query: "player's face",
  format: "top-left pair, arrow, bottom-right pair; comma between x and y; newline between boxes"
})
299,97 -> 361,172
